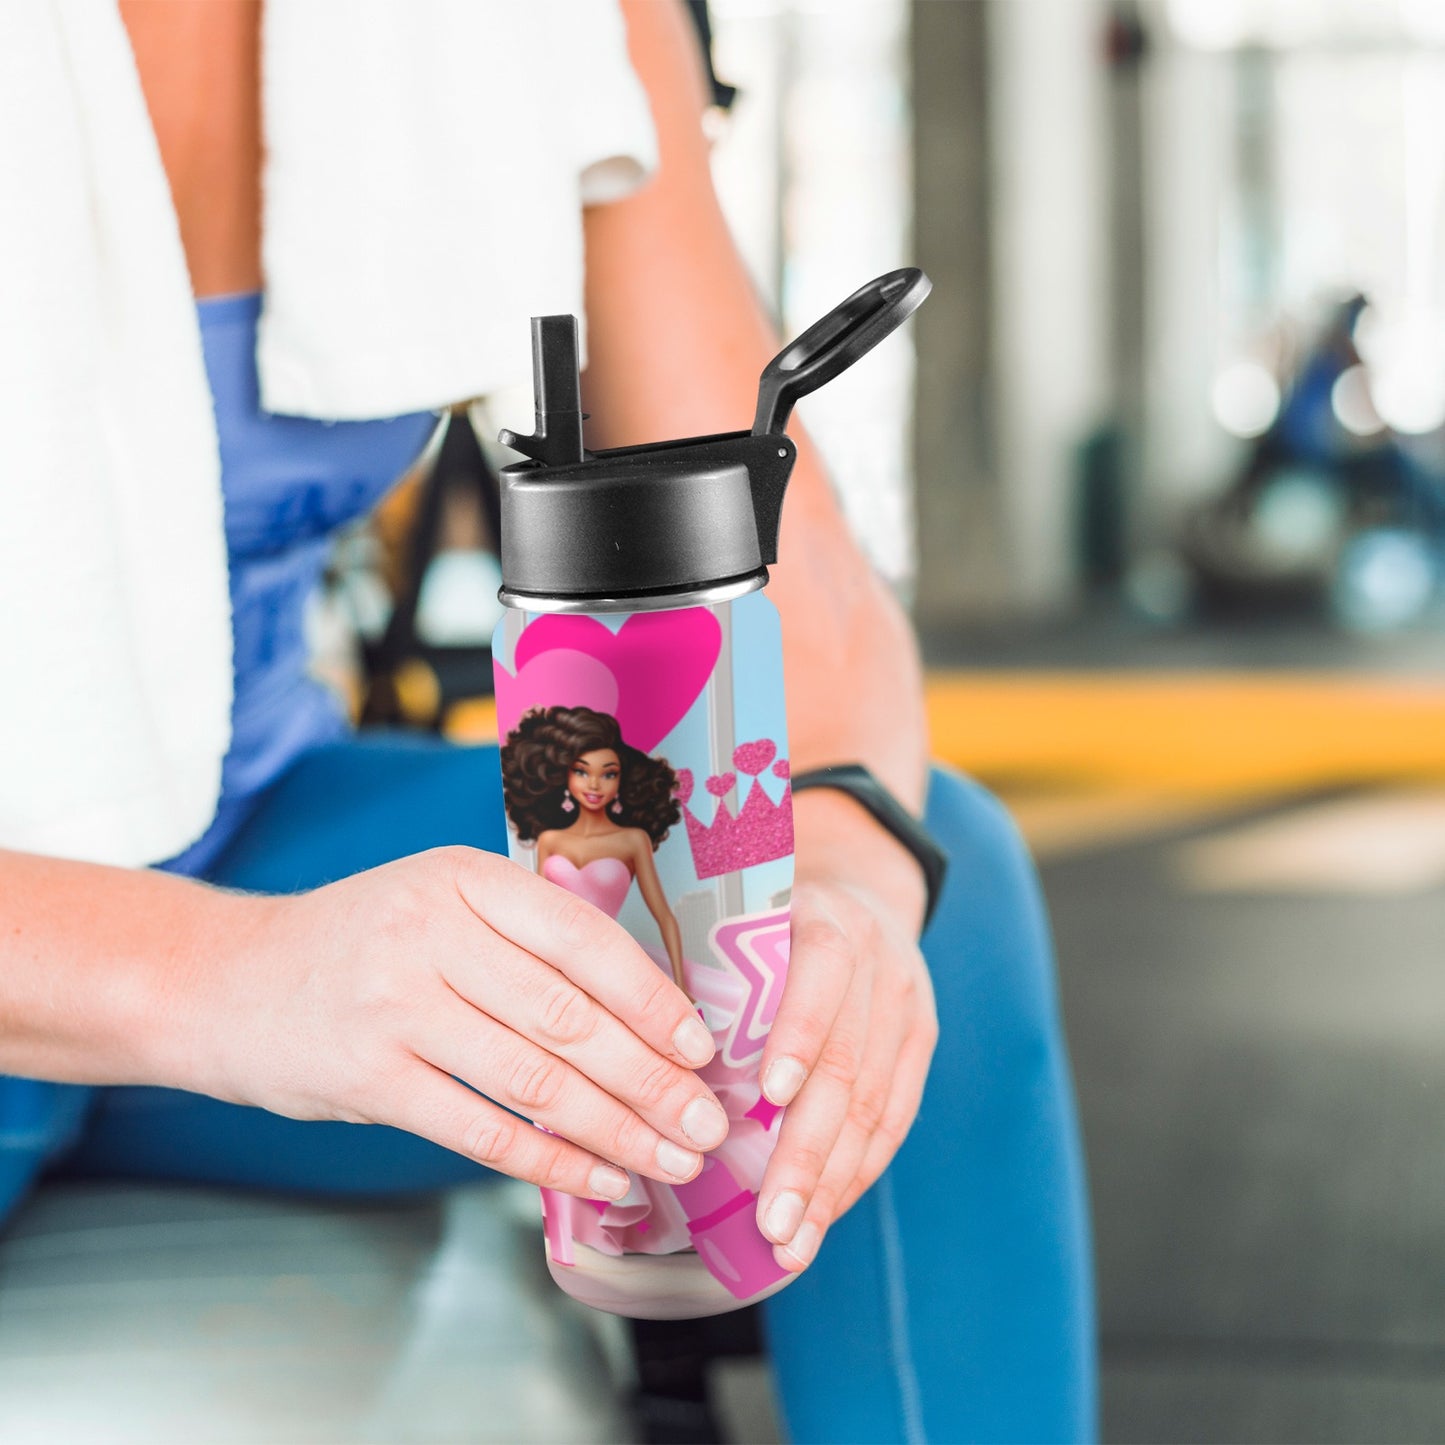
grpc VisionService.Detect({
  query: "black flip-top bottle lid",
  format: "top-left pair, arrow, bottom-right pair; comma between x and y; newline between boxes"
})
496,268 -> 931,613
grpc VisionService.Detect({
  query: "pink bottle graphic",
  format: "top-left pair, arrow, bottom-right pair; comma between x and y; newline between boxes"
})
491,270 -> 930,1318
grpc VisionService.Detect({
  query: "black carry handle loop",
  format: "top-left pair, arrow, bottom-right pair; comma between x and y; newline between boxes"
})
751,267 -> 933,437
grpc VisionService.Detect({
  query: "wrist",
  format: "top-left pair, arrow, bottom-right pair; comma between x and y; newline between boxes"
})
0,856 -> 281,1094
791,788 -> 928,935
137,884 -> 288,1099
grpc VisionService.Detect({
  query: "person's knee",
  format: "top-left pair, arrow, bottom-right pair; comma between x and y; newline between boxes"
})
920,766 -> 1062,1066
923,767 -> 1046,938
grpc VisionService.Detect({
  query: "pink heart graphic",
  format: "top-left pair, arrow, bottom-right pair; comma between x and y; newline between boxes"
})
497,609 -> 722,753
706,772 -> 737,798
495,650 -> 619,744
732,740 -> 777,777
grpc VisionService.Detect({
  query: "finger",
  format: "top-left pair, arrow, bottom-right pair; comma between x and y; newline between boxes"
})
839,1008 -> 938,1216
444,937 -> 729,1153
769,1038 -> 901,1277
454,852 -> 716,1070
758,892 -> 858,1109
375,1058 -> 637,1201
758,953 -> 908,1267
417,1004 -> 708,1188
774,1123 -> 864,1273
754,938 -> 871,1256
825,952 -> 932,1221
818,964 -> 913,1222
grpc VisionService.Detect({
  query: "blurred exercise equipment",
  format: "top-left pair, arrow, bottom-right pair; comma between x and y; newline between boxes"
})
1170,295 -> 1445,630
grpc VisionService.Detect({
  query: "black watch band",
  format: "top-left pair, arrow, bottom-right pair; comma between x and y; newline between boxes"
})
790,764 -> 949,931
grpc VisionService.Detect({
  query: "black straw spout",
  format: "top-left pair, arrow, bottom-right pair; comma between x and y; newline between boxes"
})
498,315 -> 586,466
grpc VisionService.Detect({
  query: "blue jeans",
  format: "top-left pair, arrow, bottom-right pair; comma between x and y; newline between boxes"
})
0,736 -> 1095,1443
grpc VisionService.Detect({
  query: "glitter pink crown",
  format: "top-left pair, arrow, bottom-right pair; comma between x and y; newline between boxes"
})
674,740 -> 793,880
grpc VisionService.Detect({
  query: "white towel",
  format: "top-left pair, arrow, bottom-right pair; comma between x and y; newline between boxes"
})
259,0 -> 658,419
0,0 -> 657,867
0,0 -> 232,870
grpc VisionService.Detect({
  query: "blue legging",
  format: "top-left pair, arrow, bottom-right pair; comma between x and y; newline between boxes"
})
0,735 -> 1095,1443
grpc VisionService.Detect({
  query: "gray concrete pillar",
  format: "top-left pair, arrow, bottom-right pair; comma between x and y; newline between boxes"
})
910,0 -> 1005,636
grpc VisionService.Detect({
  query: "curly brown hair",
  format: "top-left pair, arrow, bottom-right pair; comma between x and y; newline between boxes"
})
500,706 -> 681,847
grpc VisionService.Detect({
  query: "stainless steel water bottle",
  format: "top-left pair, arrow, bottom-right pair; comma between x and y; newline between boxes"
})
492,269 -> 931,1319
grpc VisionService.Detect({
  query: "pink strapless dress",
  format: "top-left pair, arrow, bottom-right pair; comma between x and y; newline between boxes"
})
541,854 -> 633,919
537,853 -> 788,1301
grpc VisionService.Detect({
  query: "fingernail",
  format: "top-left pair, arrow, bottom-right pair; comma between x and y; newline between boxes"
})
681,1098 -> 729,1150
589,1165 -> 630,1201
781,1220 -> 821,1269
656,1139 -> 701,1180
762,1190 -> 805,1244
673,1014 -> 715,1067
763,1057 -> 806,1107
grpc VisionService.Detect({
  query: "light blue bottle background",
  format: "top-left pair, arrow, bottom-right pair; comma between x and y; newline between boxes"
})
491,589 -> 794,960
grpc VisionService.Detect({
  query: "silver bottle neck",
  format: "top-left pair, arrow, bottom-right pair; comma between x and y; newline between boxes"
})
497,569 -> 768,616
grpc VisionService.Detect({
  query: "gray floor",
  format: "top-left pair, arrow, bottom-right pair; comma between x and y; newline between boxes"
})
0,1182 -> 636,1444
924,609 -> 1445,675
1047,797 -> 1445,1443
0,1178 -> 783,1444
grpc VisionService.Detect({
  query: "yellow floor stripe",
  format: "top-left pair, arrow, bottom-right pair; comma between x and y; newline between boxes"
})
926,672 -> 1445,792
446,696 -> 497,742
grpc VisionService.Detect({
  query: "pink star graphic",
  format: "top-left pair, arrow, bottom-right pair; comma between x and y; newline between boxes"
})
708,907 -> 791,1070
745,1094 -> 784,1131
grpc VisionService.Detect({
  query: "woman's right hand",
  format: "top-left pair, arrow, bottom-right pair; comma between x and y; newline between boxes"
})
185,846 -> 729,1201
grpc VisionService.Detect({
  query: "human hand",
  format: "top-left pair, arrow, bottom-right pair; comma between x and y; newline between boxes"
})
754,792 -> 939,1272
186,847 -> 731,1201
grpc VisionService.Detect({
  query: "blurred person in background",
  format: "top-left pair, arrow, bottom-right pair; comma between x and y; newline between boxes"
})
0,2 -> 1091,1439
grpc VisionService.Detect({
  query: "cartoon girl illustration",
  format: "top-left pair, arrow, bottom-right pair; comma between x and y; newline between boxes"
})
500,705 -> 687,993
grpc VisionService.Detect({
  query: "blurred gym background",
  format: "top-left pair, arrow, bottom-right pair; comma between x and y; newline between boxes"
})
10,3 -> 1445,1442
367,1 -> 1445,1438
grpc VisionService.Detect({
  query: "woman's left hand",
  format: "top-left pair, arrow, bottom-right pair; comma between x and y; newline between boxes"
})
754,791 -> 939,1272
590,0 -> 939,1273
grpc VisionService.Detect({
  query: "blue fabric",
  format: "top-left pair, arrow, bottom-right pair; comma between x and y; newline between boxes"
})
0,1077 -> 91,1225
44,738 -> 1096,1442
163,292 -> 438,875
764,771 -> 1097,1444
